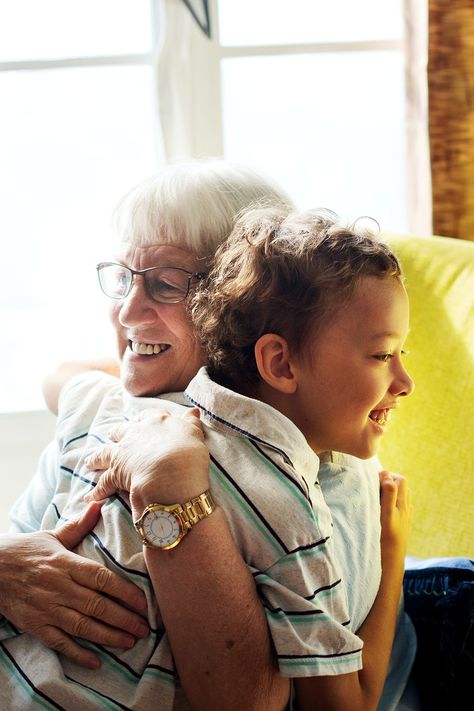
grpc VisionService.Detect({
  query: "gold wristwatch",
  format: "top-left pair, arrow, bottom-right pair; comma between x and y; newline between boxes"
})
134,490 -> 216,550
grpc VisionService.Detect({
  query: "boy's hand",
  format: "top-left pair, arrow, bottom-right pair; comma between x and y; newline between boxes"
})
379,470 -> 412,562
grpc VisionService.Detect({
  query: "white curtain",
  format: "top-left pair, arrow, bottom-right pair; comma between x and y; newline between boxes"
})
156,0 -> 223,160
404,0 -> 432,235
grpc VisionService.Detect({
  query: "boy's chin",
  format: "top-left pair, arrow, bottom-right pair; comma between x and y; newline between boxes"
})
342,439 -> 380,461
311,431 -> 382,461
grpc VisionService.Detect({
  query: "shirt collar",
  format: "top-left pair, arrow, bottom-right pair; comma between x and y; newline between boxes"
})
185,367 -> 319,479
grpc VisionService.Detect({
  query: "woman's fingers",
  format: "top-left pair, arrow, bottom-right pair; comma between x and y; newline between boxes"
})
53,502 -> 103,549
108,423 -> 128,442
37,626 -> 103,670
83,470 -> 120,502
83,444 -> 121,501
49,591 -> 149,645
59,544 -> 147,612
183,406 -> 201,420
138,407 -> 171,421
84,445 -> 115,472
83,406 -> 209,504
1,530 -> 149,668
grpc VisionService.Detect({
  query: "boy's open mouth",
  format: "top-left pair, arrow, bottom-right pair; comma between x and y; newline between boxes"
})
369,409 -> 390,426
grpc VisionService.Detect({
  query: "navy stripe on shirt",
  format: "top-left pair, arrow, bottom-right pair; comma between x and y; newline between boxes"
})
0,641 -> 66,710
210,453 -> 292,554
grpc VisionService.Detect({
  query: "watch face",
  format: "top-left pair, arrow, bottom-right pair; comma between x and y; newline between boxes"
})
143,509 -> 183,549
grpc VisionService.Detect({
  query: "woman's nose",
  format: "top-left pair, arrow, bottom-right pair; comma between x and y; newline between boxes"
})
118,277 -> 160,326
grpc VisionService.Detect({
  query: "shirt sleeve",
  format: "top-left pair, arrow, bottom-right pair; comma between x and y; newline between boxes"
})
249,539 -> 363,678
208,434 -> 364,678
8,440 -> 61,533
9,371 -> 119,534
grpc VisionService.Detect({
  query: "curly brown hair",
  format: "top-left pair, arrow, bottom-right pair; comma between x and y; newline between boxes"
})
191,208 -> 402,390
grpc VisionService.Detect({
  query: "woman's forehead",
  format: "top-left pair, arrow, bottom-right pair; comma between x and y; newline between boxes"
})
114,241 -> 201,270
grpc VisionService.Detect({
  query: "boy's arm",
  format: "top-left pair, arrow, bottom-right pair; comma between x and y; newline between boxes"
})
296,471 -> 411,711
42,358 -> 120,414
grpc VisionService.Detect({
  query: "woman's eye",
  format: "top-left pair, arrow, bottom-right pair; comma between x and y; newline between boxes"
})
158,280 -> 181,293
148,277 -> 182,294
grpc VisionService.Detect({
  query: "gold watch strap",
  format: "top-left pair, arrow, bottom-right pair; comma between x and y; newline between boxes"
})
178,490 -> 216,530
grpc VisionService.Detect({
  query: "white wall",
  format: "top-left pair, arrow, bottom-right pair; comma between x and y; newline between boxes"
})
0,410 -> 56,532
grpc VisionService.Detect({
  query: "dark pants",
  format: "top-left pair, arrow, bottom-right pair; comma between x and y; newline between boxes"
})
403,560 -> 474,711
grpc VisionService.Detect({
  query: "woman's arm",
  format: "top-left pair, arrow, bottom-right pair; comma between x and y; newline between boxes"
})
295,471 -> 411,711
3,441 -> 150,668
144,509 -> 287,710
85,409 -> 290,711
42,358 -> 120,414
0,503 -> 149,668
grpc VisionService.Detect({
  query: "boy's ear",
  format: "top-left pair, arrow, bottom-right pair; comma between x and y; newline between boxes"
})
254,334 -> 297,394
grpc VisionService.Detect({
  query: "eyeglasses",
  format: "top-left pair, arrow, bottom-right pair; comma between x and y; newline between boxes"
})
96,262 -> 207,304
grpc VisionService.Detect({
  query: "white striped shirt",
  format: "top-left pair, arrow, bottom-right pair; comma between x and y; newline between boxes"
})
2,368 -> 362,710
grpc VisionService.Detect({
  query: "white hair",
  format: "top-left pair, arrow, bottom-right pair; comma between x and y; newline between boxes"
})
112,159 -> 293,261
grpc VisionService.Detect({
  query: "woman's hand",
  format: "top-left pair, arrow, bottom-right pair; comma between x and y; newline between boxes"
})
84,407 -> 210,514
0,503 -> 148,669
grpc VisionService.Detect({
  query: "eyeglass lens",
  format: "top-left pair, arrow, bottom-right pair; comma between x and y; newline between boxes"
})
98,264 -> 191,303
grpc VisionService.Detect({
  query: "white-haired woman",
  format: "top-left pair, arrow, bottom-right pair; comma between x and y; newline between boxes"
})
0,160 -> 293,710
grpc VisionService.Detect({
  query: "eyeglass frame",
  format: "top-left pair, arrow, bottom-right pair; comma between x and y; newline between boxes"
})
96,261 -> 208,304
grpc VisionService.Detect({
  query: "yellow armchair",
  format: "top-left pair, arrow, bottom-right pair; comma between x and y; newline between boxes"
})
380,233 -> 474,558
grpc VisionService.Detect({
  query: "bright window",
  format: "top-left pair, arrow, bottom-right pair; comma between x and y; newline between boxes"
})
217,0 -> 406,227
218,0 -> 403,44
0,0 -> 161,412
2,0 -> 409,413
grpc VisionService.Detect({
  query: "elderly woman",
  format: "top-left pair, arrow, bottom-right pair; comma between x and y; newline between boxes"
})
0,160 -> 293,709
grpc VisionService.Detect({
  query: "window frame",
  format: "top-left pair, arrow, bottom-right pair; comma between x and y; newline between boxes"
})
0,0 -> 163,415
198,0 -> 405,154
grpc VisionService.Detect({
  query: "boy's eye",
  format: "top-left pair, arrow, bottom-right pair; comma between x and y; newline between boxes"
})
374,353 -> 393,362
373,350 -> 409,363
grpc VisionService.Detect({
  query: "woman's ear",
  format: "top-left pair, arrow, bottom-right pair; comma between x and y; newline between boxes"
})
254,334 -> 297,394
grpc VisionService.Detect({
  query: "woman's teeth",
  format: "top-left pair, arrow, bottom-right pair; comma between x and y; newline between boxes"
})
369,409 -> 389,426
131,342 -> 169,356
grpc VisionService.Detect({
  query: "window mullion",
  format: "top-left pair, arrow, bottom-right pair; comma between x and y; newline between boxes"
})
0,54 -> 153,73
219,38 -> 404,59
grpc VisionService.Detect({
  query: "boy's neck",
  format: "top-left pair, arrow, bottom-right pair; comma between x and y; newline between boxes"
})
243,380 -> 322,455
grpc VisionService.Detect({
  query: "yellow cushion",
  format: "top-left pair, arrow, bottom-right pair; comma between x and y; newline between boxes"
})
380,233 -> 474,558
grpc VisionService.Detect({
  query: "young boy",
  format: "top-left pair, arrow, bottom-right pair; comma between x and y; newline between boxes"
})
83,208 -> 414,710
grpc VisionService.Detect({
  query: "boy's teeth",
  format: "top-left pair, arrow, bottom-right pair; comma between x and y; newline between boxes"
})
370,409 -> 389,425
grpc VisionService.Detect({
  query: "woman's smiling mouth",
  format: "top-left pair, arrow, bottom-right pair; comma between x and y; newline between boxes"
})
129,340 -> 171,356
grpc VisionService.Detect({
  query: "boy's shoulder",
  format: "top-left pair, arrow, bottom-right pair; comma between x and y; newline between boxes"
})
186,366 -> 319,478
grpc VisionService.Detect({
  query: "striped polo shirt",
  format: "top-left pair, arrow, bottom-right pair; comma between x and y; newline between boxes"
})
1,368 -> 362,710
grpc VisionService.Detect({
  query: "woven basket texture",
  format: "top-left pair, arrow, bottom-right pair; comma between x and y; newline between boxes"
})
429,0 -> 474,240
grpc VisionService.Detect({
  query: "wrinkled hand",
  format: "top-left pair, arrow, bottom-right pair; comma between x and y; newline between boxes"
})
84,407 -> 210,514
0,503 -> 148,669
379,470 -> 412,563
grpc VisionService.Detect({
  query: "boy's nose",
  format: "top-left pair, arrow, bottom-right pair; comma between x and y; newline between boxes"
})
393,364 -> 415,398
